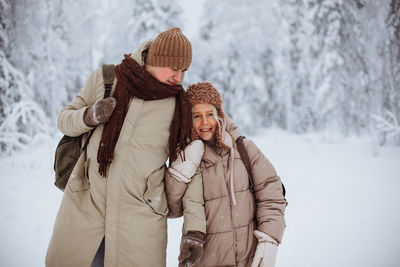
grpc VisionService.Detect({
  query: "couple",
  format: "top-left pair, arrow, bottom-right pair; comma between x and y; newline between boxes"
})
46,27 -> 287,267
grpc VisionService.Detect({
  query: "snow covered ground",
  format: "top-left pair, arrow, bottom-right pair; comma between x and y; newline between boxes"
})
1,129 -> 399,267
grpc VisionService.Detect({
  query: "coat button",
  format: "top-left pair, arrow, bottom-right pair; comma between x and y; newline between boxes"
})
147,199 -> 152,203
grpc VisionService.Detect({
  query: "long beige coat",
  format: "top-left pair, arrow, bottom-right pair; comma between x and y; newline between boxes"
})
46,40 -> 186,267
166,121 -> 287,267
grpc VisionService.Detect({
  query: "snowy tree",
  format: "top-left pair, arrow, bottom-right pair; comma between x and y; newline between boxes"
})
0,51 -> 34,156
305,0 -> 354,134
275,0 -> 400,142
331,0 -> 400,143
196,0 -> 282,133
6,0 -> 106,119
384,0 -> 400,144
8,0 -> 74,121
276,0 -> 315,132
129,0 -> 182,44
100,0 -> 184,64
0,0 -> 51,155
1,0 -> 188,156
0,0 -> 103,155
1,0 -> 399,153
372,111 -> 400,144
0,0 -> 19,121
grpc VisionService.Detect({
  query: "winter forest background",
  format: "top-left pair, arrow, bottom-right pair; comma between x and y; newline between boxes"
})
1,0 -> 400,267
1,0 -> 400,154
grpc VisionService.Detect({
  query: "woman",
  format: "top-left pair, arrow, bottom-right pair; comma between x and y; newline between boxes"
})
165,82 -> 287,267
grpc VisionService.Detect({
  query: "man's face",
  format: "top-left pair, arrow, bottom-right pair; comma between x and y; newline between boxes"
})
145,65 -> 185,85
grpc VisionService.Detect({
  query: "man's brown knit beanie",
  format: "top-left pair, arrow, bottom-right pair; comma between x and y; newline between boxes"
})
146,27 -> 192,70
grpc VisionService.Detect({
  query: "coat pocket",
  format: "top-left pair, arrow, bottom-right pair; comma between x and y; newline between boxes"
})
144,165 -> 168,216
68,153 -> 90,192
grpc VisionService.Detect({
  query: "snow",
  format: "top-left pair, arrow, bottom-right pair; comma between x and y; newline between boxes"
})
1,129 -> 399,266
252,129 -> 400,267
2,1 -> 399,265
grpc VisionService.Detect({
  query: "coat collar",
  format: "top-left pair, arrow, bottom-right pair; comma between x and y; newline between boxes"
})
130,39 -> 153,66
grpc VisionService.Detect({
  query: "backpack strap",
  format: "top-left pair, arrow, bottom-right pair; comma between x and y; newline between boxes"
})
236,136 -> 286,197
102,64 -> 115,98
82,64 -> 116,151
236,136 -> 254,193
236,135 -> 257,225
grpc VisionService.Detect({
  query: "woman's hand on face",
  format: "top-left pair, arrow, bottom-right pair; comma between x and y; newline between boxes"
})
168,140 -> 205,183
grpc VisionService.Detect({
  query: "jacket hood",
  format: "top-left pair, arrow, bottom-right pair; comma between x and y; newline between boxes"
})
130,39 -> 153,66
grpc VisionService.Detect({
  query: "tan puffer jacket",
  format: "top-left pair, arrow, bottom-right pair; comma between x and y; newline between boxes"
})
166,119 -> 287,267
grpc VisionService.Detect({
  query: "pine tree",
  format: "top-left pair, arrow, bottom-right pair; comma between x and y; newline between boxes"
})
0,0 -> 51,155
100,0 -> 184,64
196,0 -> 283,132
277,0 -> 314,132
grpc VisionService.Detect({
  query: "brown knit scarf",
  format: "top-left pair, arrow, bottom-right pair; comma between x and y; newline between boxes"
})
97,54 -> 192,176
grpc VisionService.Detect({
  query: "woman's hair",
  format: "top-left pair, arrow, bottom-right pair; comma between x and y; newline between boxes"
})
211,105 -> 223,137
192,103 -> 223,138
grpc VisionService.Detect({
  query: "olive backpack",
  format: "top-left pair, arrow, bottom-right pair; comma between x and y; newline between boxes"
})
53,64 -> 115,191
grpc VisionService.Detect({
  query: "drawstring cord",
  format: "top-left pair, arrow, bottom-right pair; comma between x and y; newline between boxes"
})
229,147 -> 237,206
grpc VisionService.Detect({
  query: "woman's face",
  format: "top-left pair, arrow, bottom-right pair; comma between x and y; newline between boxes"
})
192,103 -> 218,141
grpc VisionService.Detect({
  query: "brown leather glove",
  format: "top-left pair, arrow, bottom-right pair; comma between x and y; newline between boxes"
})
178,231 -> 205,267
83,97 -> 116,127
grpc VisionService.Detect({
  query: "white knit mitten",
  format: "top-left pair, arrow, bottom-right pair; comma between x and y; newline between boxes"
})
168,140 -> 204,183
251,230 -> 278,267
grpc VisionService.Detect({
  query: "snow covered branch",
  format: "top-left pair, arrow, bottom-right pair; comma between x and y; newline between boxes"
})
0,100 -> 51,156
371,111 -> 400,139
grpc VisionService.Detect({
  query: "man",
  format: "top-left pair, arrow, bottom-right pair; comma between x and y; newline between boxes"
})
46,27 -> 196,267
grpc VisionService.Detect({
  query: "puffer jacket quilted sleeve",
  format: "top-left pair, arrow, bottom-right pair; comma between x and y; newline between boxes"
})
182,167 -> 206,234
165,168 -> 206,234
244,138 -> 287,244
165,169 -> 188,218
